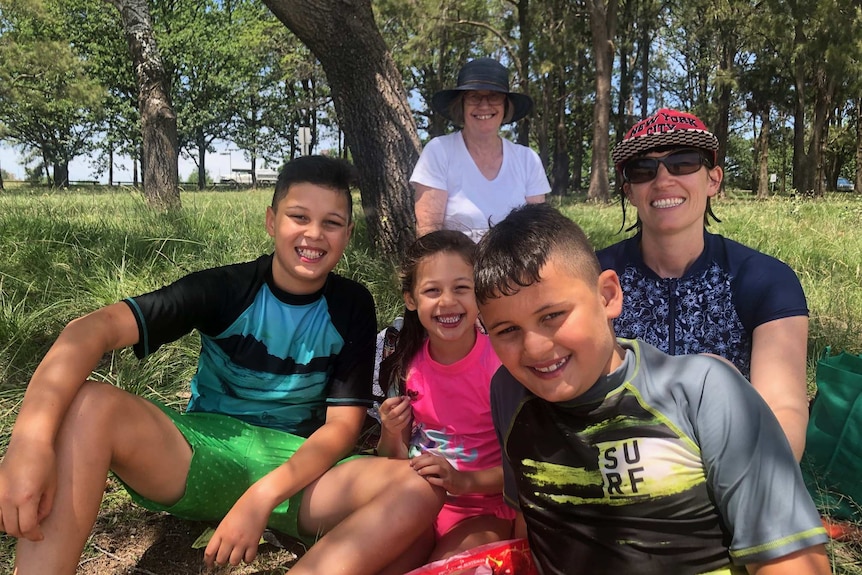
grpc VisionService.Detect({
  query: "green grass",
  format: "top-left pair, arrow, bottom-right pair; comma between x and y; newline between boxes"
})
1,186 -> 861,573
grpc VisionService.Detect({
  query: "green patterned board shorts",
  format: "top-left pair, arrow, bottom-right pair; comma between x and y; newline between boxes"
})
116,401 -> 357,546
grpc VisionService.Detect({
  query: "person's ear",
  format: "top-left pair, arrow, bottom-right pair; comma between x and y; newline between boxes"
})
706,165 -> 723,197
265,206 -> 276,239
403,291 -> 417,311
621,180 -> 638,208
598,269 -> 623,319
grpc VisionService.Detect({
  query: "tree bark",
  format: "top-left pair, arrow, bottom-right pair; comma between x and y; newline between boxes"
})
856,97 -> 862,194
197,129 -> 207,190
263,0 -> 420,257
791,21 -> 808,193
551,71 -> 569,196
614,0 -> 635,145
713,36 -> 735,171
755,110 -> 770,199
808,68 -> 834,197
53,161 -> 69,188
638,16 -> 650,117
516,0 -> 531,146
107,0 -> 180,210
587,0 -> 617,203
571,48 -> 589,193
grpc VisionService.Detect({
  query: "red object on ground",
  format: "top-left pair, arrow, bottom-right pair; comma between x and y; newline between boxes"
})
404,538 -> 538,575
822,517 -> 862,542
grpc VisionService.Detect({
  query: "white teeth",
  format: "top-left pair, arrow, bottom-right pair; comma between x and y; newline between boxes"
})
534,357 -> 567,373
298,247 -> 324,259
436,314 -> 462,324
475,114 -> 494,120
652,197 -> 685,208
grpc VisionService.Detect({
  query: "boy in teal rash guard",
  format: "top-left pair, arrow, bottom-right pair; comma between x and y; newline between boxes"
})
0,155 -> 444,575
474,203 -> 830,575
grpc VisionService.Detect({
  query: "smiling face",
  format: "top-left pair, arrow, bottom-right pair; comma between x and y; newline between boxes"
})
404,251 -> 478,357
479,259 -> 624,403
265,182 -> 353,294
462,90 -> 506,135
623,148 -> 722,237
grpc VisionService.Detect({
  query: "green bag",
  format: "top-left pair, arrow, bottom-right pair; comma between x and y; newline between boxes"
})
801,348 -> 862,521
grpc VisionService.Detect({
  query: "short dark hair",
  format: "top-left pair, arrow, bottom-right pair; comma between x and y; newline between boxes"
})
475,203 -> 600,304
272,155 -> 357,221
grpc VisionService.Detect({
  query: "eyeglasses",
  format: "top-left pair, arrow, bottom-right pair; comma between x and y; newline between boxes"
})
463,92 -> 507,106
622,150 -> 712,184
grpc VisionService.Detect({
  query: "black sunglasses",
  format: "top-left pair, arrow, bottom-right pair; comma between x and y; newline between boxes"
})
622,150 -> 712,184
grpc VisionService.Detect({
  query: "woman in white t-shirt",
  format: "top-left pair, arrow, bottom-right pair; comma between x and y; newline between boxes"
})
411,58 -> 549,241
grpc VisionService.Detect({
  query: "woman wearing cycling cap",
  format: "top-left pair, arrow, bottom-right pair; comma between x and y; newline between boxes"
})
598,108 -> 810,461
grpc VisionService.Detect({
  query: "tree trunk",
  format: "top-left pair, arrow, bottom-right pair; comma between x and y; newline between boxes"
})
791,22 -> 808,193
587,0 -> 617,203
615,39 -> 630,143
516,0 -> 531,146
107,0 -> 180,210
856,97 -> 862,194
133,149 -> 139,187
53,161 -> 69,188
551,71 -> 569,196
428,19 -> 450,140
571,48 -> 589,193
263,0 -> 420,257
808,69 -> 834,197
638,19 -> 650,117
713,37 -> 734,170
537,73 -> 551,172
614,0 -> 635,145
197,129 -> 207,190
755,110 -> 770,199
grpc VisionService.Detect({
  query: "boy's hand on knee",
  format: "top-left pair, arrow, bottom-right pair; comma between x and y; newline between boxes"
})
203,494 -> 271,568
0,438 -> 57,541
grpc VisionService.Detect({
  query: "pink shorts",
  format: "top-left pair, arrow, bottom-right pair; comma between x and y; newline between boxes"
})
433,495 -> 516,539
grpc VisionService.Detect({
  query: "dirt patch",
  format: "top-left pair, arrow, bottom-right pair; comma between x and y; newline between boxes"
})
76,483 -> 307,575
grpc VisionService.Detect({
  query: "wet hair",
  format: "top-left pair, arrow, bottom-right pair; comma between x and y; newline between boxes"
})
271,155 -> 357,222
616,146 -> 721,233
446,93 -> 515,127
475,203 -> 600,305
378,230 -> 477,396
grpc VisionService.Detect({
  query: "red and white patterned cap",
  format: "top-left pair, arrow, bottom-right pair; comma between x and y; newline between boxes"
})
612,109 -> 719,167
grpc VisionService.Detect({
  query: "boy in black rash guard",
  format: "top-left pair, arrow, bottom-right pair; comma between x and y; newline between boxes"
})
0,156 -> 443,575
474,203 -> 829,575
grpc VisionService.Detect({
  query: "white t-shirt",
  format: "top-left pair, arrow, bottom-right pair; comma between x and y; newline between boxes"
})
410,131 -> 550,241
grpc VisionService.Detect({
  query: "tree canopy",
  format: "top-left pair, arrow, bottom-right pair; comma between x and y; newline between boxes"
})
1,0 -> 860,249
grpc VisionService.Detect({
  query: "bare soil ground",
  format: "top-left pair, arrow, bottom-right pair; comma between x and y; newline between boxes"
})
76,481 -> 308,575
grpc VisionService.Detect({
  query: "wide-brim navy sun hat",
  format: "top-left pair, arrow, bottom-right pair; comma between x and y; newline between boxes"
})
612,109 -> 719,169
431,58 -> 534,125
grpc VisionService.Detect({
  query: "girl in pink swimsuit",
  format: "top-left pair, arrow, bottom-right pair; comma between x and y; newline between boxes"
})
376,230 -> 514,563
